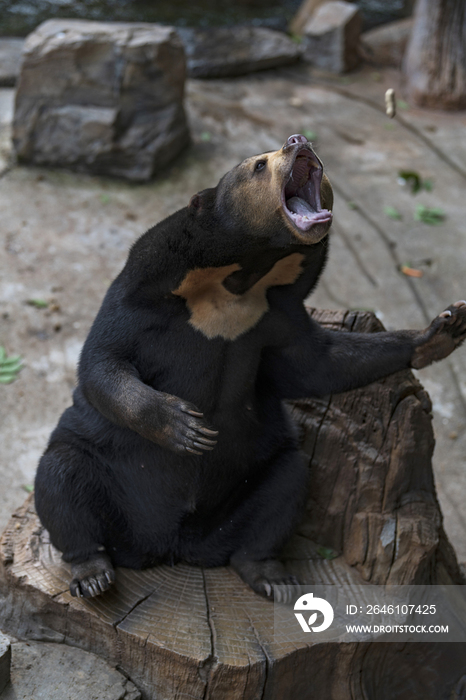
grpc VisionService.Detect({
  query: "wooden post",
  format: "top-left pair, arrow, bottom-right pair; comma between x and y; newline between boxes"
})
403,0 -> 466,109
0,310 -> 464,700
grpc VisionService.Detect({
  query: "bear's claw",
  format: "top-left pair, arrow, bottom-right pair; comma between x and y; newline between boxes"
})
255,574 -> 300,604
159,400 -> 219,456
70,553 -> 115,598
411,300 -> 466,369
231,557 -> 300,604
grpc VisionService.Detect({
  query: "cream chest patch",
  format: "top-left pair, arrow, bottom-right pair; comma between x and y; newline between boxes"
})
173,253 -> 305,340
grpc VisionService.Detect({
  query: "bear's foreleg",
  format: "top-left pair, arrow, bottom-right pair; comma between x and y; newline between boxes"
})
265,301 -> 466,399
80,359 -> 218,456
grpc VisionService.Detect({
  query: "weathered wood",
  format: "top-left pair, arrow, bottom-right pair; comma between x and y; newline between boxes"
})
0,309 -> 464,700
404,0 -> 466,109
0,632 -> 11,694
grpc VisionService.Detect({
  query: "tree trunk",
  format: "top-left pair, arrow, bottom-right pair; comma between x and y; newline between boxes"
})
404,0 -> 466,109
0,309 -> 465,700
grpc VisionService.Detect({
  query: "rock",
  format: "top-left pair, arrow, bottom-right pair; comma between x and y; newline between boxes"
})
0,39 -> 24,87
355,0 -> 415,31
0,632 -> 11,694
289,0 -> 328,36
291,0 -> 414,35
360,17 -> 413,67
1,641 -> 141,700
301,1 -> 362,73
177,26 -> 300,79
13,20 -> 190,182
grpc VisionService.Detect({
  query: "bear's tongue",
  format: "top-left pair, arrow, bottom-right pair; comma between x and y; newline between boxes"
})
286,196 -> 316,218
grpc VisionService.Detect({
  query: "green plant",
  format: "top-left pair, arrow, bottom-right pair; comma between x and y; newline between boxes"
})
317,545 -> 339,560
398,170 -> 433,195
414,204 -> 445,225
384,206 -> 402,220
0,346 -> 23,384
26,298 -> 48,308
302,129 -> 317,141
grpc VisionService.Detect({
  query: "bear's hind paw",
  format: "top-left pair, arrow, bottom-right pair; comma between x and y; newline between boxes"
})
70,553 -> 115,598
231,557 -> 300,604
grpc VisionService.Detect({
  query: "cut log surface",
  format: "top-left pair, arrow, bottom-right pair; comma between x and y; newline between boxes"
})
0,309 -> 465,700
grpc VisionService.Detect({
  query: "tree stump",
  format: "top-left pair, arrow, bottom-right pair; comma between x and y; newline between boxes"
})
0,309 -> 465,700
403,0 -> 466,110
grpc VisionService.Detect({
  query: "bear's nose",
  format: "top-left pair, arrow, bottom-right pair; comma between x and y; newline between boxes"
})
286,134 -> 308,146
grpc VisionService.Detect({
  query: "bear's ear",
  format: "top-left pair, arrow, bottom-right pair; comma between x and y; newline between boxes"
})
188,188 -> 216,215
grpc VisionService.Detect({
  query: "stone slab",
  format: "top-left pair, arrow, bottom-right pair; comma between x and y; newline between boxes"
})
355,0 -> 415,30
178,26 -> 300,79
360,17 -> 413,67
302,1 -> 362,73
289,0 -> 328,36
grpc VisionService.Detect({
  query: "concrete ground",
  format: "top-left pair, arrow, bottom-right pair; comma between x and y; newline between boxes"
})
1,63 -> 466,695
2,639 -> 141,699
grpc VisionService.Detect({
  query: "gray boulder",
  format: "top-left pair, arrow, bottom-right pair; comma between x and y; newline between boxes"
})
0,38 -> 25,87
13,20 -> 190,181
289,0 -> 328,36
301,1 -> 362,73
178,26 -> 300,79
360,17 -> 413,67
291,0 -> 415,33
355,0 -> 415,30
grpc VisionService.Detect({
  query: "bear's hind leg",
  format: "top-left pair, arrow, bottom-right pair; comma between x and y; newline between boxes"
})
229,446 -> 309,603
35,441 -> 116,598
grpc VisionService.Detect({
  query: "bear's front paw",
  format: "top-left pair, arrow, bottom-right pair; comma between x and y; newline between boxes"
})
412,300 -> 466,369
157,398 -> 218,456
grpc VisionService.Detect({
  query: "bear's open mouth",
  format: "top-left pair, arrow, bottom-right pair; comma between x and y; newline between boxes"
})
282,148 -> 332,234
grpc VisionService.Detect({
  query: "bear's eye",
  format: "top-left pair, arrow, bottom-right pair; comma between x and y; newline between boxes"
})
255,160 -> 266,172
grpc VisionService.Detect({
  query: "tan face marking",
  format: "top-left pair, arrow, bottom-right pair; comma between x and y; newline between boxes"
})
173,253 -> 305,340
224,150 -> 289,231
218,149 -> 333,242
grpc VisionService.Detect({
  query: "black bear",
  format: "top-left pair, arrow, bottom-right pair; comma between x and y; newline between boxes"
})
35,134 -> 466,600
